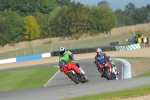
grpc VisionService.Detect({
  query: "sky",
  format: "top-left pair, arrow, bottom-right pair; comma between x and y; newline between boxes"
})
74,0 -> 150,11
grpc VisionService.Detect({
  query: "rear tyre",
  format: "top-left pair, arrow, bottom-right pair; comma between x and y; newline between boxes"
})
104,69 -> 111,80
69,71 -> 79,84
111,73 -> 116,80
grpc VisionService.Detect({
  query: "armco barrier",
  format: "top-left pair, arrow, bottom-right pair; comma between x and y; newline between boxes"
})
0,43 -> 141,65
115,44 -> 141,51
51,46 -> 116,56
16,54 -> 42,62
0,53 -> 51,65
0,46 -> 117,64
0,58 -> 16,64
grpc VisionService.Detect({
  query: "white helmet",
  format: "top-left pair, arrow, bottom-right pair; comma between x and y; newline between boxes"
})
96,48 -> 102,53
59,46 -> 66,55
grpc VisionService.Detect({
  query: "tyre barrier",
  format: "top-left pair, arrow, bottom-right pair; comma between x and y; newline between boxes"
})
115,44 -> 141,51
51,46 -> 116,56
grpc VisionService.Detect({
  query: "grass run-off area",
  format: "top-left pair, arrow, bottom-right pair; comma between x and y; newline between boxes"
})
64,84 -> 150,100
0,66 -> 59,91
0,30 -> 150,60
136,71 -> 150,77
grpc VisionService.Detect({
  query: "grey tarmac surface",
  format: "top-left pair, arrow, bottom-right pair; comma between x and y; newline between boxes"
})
45,59 -> 123,87
0,59 -> 150,100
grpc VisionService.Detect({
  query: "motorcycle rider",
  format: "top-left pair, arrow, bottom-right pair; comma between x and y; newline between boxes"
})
108,57 -> 119,80
94,48 -> 119,79
59,46 -> 85,76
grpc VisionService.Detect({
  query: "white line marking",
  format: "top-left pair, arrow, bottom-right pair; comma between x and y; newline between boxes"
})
44,70 -> 60,87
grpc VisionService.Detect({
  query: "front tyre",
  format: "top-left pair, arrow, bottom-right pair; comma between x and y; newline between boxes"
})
68,71 -> 79,84
104,69 -> 111,80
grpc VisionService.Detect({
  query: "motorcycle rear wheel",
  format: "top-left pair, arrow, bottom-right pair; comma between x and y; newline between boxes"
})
80,74 -> 88,83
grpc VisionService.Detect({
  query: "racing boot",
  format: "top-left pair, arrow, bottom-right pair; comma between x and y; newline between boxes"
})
116,71 -> 119,75
76,63 -> 85,75
114,68 -> 119,75
116,75 -> 118,80
78,68 -> 88,82
76,63 -> 88,82
79,67 -> 85,75
114,68 -> 119,80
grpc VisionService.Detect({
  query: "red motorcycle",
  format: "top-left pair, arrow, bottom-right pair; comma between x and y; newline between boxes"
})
98,60 -> 114,80
61,62 -> 88,84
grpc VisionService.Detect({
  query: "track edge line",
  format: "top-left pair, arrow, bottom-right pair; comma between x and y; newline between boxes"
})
44,70 -> 60,87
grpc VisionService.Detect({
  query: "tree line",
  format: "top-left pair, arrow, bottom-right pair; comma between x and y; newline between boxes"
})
0,0 -> 149,46
115,2 -> 150,26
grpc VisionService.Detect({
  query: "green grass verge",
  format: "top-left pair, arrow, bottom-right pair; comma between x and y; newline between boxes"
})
0,30 -> 150,60
0,67 -> 59,91
64,84 -> 150,100
136,71 -> 150,77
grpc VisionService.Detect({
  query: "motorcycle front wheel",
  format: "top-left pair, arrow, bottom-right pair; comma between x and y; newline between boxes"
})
104,69 -> 111,80
68,71 -> 79,84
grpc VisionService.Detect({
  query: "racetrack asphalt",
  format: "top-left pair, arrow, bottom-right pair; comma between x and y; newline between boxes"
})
0,59 -> 150,100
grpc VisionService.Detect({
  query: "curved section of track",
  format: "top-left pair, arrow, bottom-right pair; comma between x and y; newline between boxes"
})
45,59 -> 123,87
0,59 -> 150,100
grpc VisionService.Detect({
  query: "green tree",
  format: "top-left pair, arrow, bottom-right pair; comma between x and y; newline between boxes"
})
98,0 -> 110,7
115,9 -> 123,26
50,2 -> 91,39
0,9 -> 23,46
0,0 -> 58,15
34,11 -> 50,38
125,2 -> 136,11
143,4 -> 150,23
56,0 -> 71,6
37,0 -> 58,14
91,6 -> 117,34
51,5 -> 70,37
115,3 -> 150,26
115,3 -> 136,26
0,0 -> 37,16
66,2 -> 92,39
24,15 -> 41,40
146,13 -> 150,22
